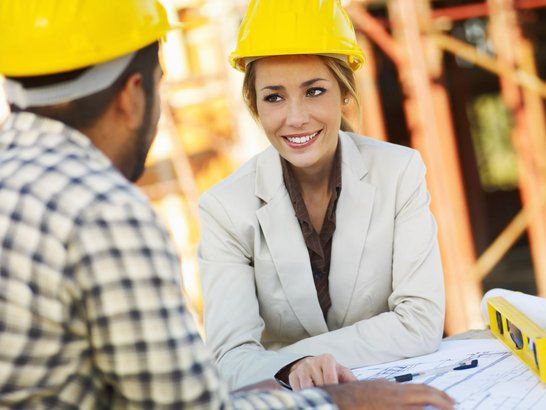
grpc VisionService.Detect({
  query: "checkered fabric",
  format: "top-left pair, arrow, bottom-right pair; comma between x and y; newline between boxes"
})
0,113 -> 335,410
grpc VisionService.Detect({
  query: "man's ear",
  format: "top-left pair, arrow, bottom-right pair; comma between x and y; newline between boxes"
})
115,72 -> 144,129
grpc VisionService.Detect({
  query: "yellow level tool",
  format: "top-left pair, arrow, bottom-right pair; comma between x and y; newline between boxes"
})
487,296 -> 546,383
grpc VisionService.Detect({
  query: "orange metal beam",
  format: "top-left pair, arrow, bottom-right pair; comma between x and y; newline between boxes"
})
160,100 -> 201,220
470,181 -> 546,282
345,4 -> 390,141
432,3 -> 489,21
346,4 -> 404,66
388,0 -> 484,334
518,43 -> 546,296
488,0 -> 546,296
517,0 -> 546,9
432,34 -> 546,99
354,32 -> 388,140
431,0 -> 546,21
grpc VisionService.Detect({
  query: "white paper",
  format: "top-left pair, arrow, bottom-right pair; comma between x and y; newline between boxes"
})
353,339 -> 546,409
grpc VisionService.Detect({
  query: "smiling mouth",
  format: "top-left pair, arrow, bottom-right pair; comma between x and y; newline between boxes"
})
284,130 -> 321,145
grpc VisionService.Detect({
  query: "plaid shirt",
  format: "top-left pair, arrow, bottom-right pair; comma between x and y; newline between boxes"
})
0,113 -> 335,410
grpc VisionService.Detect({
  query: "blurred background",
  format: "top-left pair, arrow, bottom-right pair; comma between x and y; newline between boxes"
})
1,0 -> 545,335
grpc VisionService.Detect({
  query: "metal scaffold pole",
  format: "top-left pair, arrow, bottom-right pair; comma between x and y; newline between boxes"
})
488,0 -> 546,296
387,0 -> 484,334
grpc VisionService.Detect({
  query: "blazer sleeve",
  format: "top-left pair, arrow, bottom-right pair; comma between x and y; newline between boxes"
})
277,150 -> 445,367
198,192 -> 306,389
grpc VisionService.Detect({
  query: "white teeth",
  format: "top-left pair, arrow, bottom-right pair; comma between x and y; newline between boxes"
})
286,131 -> 319,144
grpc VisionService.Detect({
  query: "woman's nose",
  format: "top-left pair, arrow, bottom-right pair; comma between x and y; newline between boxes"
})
285,100 -> 309,128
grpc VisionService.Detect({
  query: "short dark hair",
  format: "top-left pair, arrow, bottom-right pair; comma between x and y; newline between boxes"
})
9,42 -> 159,130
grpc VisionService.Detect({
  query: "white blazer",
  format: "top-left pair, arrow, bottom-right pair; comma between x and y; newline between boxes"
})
198,132 -> 445,389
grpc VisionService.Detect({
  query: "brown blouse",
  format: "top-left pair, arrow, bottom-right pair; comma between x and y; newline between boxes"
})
280,145 -> 342,318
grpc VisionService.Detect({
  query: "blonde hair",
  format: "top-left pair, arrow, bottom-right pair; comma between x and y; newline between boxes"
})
242,55 -> 360,132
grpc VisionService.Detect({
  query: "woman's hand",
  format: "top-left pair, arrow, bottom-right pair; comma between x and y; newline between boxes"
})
288,353 -> 357,390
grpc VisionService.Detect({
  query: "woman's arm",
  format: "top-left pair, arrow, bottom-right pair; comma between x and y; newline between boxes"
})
198,191 -> 306,389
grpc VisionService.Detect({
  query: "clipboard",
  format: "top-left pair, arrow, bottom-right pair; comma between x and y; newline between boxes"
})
487,296 -> 546,383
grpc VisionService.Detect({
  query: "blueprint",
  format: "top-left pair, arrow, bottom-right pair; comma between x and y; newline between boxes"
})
353,339 -> 546,409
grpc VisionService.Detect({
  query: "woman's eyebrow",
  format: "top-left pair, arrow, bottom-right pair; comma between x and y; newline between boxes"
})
259,78 -> 328,92
301,77 -> 328,87
260,85 -> 284,92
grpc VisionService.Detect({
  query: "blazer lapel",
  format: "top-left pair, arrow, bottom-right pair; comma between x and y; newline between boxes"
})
329,132 -> 375,326
255,148 -> 328,336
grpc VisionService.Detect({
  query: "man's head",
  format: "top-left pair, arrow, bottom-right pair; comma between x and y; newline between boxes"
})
0,0 -> 176,181
8,43 -> 163,182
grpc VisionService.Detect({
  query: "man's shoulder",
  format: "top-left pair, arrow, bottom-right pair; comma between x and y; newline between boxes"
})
0,116 -> 152,224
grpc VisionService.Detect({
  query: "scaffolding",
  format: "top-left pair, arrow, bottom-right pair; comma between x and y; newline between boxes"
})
346,0 -> 546,333
3,0 -> 543,335
134,0 -> 546,334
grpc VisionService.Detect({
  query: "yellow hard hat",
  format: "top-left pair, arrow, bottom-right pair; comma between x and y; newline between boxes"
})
229,0 -> 365,72
0,0 -> 176,77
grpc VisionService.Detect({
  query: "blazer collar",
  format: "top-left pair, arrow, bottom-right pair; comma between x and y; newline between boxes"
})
329,133 -> 375,327
255,132 -> 375,333
255,144 -> 283,202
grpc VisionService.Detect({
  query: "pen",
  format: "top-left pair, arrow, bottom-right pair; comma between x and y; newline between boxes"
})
392,359 -> 478,382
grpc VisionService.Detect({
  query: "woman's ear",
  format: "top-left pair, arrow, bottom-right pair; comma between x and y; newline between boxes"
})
341,95 -> 350,118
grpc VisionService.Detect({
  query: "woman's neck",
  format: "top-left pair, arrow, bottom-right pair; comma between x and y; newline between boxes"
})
291,145 -> 336,195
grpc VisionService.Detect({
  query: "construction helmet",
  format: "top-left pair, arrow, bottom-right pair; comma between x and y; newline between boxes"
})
0,0 -> 175,77
229,0 -> 365,72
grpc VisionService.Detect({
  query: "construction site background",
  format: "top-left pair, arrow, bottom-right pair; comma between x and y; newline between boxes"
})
1,0 -> 545,335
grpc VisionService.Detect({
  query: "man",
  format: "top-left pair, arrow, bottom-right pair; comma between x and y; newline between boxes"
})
0,0 -> 455,408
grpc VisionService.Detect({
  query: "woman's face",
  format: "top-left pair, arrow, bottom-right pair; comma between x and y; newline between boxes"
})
254,54 -> 344,173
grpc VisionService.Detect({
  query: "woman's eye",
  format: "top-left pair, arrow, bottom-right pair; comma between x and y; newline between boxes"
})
264,94 -> 282,103
307,87 -> 326,97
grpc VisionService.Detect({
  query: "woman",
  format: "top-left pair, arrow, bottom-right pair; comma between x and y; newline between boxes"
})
198,0 -> 445,390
